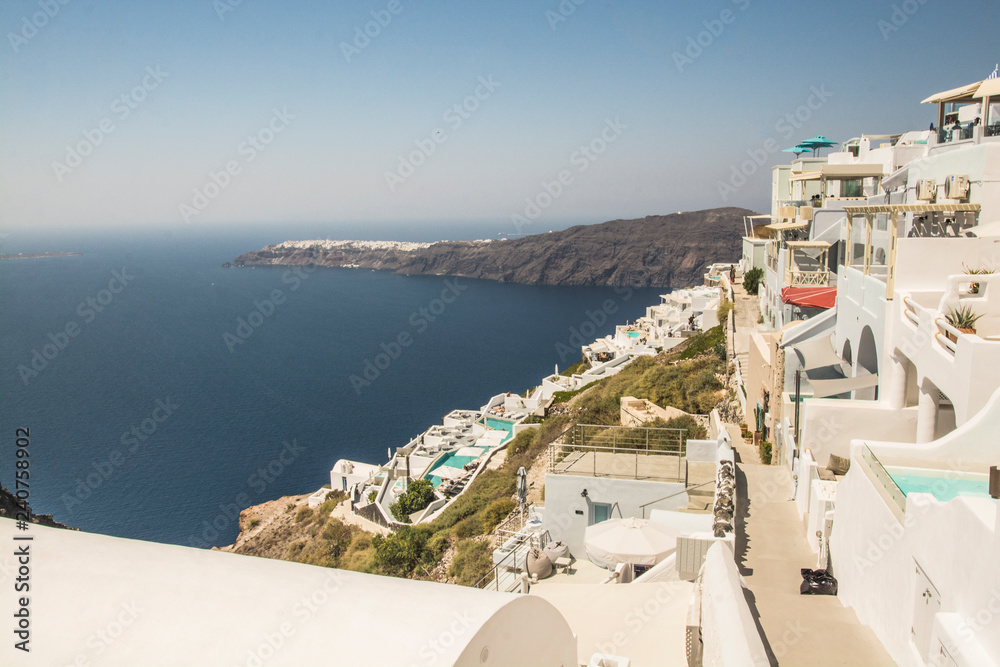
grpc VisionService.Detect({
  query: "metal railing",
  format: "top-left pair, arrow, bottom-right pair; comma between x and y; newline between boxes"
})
548,424 -> 687,482
475,528 -> 549,592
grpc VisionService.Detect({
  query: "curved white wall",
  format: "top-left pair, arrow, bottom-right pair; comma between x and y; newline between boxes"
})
0,521 -> 577,666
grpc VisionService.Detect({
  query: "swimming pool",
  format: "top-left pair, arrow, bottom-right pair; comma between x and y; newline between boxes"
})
886,467 -> 990,503
424,447 -> 489,487
626,331 -> 640,338
485,417 -> 516,444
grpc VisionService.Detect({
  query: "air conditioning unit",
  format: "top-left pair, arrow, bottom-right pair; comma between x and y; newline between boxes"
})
945,174 -> 969,199
916,178 -> 937,201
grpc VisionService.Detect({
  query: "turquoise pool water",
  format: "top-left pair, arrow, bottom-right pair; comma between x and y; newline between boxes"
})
888,469 -> 990,502
627,331 -> 640,338
485,417 -> 516,444
424,447 -> 489,487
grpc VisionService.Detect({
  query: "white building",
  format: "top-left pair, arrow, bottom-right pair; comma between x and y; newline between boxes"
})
639,286 -> 721,347
745,74 -> 1000,667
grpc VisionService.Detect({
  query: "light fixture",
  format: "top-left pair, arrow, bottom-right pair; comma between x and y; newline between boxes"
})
580,489 -> 588,498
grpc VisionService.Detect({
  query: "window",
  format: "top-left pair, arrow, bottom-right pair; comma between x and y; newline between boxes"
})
590,503 -> 612,525
841,179 -> 863,198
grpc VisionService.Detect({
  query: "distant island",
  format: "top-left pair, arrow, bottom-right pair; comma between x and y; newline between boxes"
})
1,252 -> 82,260
227,207 -> 753,289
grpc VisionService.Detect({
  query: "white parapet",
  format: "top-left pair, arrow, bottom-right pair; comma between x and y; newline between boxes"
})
0,519 -> 577,666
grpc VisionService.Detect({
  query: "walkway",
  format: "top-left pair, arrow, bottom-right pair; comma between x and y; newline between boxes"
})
731,280 -> 758,380
330,500 -> 391,536
735,444 -> 896,666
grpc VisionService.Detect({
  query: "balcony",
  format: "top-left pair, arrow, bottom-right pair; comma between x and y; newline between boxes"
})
547,423 -> 688,483
783,241 -> 830,287
892,274 -> 1000,437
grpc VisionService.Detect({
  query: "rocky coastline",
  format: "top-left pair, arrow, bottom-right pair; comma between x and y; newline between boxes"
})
227,207 -> 753,289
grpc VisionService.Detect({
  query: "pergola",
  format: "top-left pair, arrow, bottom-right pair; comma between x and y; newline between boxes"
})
790,164 -> 885,199
783,240 -> 831,287
842,203 -> 982,297
922,77 -> 1000,134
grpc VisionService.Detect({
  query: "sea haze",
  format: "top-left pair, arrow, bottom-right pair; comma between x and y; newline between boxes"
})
0,223 -> 664,547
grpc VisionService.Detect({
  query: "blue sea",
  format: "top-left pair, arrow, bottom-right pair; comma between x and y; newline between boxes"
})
0,222 -> 663,548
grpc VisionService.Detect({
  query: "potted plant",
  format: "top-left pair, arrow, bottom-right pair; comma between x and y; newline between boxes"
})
945,305 -> 983,342
753,406 -> 765,447
963,264 -> 996,295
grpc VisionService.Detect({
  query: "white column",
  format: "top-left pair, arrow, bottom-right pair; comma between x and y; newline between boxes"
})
916,379 -> 940,444
885,350 -> 908,411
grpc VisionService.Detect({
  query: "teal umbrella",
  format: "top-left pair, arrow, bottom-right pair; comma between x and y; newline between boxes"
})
800,135 -> 836,156
783,145 -> 813,157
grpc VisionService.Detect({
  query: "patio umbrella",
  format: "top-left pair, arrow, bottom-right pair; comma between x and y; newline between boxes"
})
782,145 -> 813,157
432,465 -> 467,480
516,466 -> 527,509
584,517 -> 680,569
800,135 -> 837,156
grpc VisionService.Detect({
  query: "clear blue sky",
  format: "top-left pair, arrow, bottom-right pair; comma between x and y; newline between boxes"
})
1,0 -> 997,232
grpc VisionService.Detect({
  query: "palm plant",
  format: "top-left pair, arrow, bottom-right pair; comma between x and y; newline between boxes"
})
963,264 -> 996,294
945,305 -> 983,332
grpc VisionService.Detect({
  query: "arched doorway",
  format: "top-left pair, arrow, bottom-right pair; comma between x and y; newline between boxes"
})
856,327 -> 879,400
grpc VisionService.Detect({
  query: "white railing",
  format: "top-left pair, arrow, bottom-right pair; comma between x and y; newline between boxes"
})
785,269 -> 829,287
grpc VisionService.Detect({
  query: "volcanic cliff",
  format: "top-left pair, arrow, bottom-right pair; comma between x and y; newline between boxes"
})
229,207 -> 753,289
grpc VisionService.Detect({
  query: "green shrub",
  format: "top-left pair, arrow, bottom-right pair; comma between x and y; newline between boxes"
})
452,514 -> 482,539
367,489 -> 377,504
390,479 -> 436,523
560,359 -> 590,376
247,517 -> 261,529
339,533 -> 376,573
481,498 -> 517,532
371,526 -> 434,578
759,440 -> 772,465
506,428 -> 538,458
743,267 -> 764,294
319,519 -> 354,560
448,539 -> 493,587
325,489 -> 348,504
424,531 -> 451,561
678,326 -> 725,361
649,414 -> 708,441
295,506 -> 313,524
717,299 -> 734,327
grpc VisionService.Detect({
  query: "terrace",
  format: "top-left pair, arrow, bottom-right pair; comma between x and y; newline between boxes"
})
922,75 -> 1000,152
892,271 -> 1000,441
784,241 -> 831,287
547,423 -> 691,483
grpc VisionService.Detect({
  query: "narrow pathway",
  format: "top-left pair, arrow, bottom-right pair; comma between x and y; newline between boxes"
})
735,445 -> 896,666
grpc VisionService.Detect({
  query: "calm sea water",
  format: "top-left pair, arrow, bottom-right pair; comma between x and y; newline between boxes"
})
0,222 -> 663,547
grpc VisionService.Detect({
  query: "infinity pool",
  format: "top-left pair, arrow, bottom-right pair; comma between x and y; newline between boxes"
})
485,416 -> 516,444
886,467 -> 990,502
424,447 -> 489,487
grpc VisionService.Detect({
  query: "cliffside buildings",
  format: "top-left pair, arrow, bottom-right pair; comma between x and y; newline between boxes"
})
741,73 -> 1000,666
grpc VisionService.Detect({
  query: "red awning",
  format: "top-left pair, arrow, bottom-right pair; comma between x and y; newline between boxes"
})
781,286 -> 836,309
